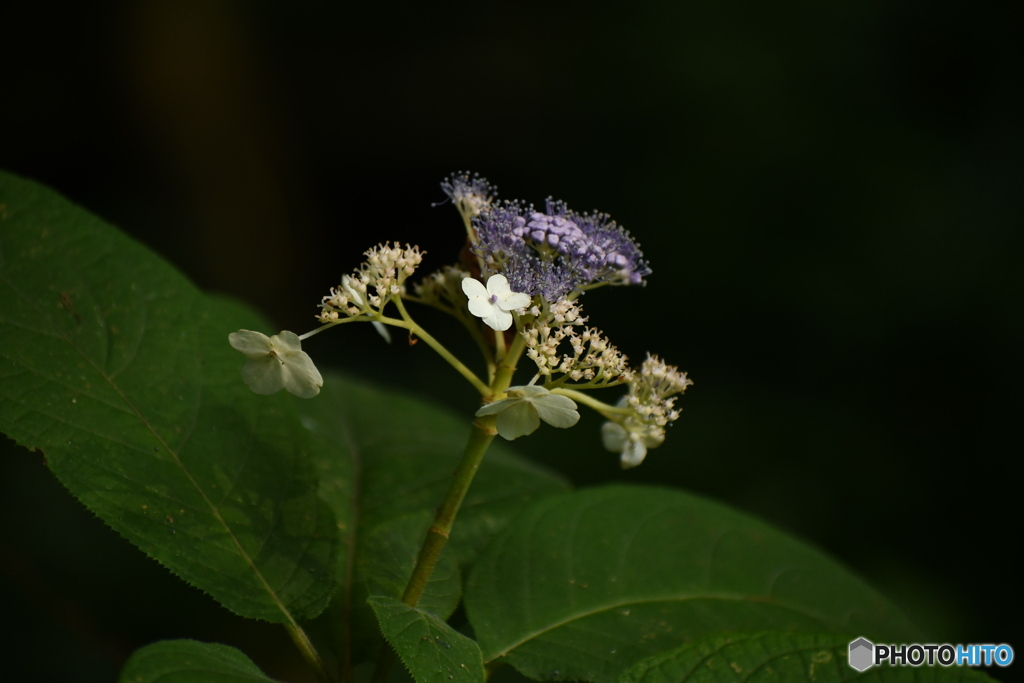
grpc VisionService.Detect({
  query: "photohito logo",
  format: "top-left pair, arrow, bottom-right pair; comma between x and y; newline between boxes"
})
848,637 -> 1014,671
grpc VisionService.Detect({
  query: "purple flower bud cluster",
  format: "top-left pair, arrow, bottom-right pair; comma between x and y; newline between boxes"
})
543,199 -> 650,286
439,172 -> 496,217
469,193 -> 651,301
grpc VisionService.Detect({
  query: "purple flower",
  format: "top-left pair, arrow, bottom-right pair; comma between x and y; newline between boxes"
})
468,194 -> 651,301
440,172 -> 496,220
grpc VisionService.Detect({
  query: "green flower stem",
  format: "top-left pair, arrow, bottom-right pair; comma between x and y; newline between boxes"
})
401,293 -> 496,376
551,387 -> 628,417
384,299 -> 490,395
402,414 -> 498,605
398,332 -> 526,606
371,325 -> 527,683
490,330 -> 527,399
298,318 -> 367,341
493,323 -> 507,360
285,623 -> 332,683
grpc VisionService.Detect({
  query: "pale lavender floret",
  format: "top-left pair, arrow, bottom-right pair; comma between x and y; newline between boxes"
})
440,171 -> 496,205
525,212 -> 591,258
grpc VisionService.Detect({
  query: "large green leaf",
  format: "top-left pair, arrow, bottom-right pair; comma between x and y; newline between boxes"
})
369,595 -> 486,683
616,632 -> 996,683
118,640 -> 280,683
465,485 -> 919,682
0,171 -> 338,622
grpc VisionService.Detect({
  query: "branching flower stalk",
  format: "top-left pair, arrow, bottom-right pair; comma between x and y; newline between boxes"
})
229,172 -> 692,682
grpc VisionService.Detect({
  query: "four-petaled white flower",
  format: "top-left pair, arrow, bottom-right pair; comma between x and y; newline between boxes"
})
462,274 -> 530,331
475,385 -> 580,440
228,330 -> 323,398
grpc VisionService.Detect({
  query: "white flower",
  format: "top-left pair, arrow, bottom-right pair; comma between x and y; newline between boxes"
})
598,419 -> 663,466
228,330 -> 323,398
475,385 -> 579,440
462,274 -> 531,331
600,395 -> 667,468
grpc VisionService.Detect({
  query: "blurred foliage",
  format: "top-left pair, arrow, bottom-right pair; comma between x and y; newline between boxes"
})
1,0 -> 1019,680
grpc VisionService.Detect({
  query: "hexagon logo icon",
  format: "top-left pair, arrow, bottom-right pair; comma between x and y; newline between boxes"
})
848,637 -> 875,671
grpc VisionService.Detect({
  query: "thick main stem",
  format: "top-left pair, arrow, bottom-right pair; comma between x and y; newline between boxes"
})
402,416 -> 497,605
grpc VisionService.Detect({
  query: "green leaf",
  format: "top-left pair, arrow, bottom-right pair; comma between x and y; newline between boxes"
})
0,170 -> 568,667
616,632 -> 997,683
361,514 -> 462,620
369,595 -> 486,683
465,485 -> 919,682
0,171 -> 339,622
118,639 -> 279,682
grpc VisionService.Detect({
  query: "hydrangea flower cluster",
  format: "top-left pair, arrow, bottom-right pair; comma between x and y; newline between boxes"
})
317,242 -> 424,323
230,172 -> 691,468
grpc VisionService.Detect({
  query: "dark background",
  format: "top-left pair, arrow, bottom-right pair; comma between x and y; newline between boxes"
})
1,1 -> 1020,681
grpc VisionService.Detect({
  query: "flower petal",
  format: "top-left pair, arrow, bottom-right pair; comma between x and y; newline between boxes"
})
461,277 -> 488,299
240,355 -> 288,395
468,296 -> 495,319
498,291 -> 531,311
277,352 -> 323,398
485,274 -> 512,297
506,385 -> 549,398
270,330 -> 304,353
475,397 -> 518,417
619,439 -> 648,469
531,393 -> 580,429
483,307 -> 513,331
229,330 -> 272,359
494,401 -> 540,440
601,421 -> 627,452
371,321 -> 392,344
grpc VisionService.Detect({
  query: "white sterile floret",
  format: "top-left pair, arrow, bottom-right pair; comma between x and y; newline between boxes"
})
462,274 -> 531,331
228,330 -> 323,398
475,385 -> 580,440
601,420 -> 665,469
